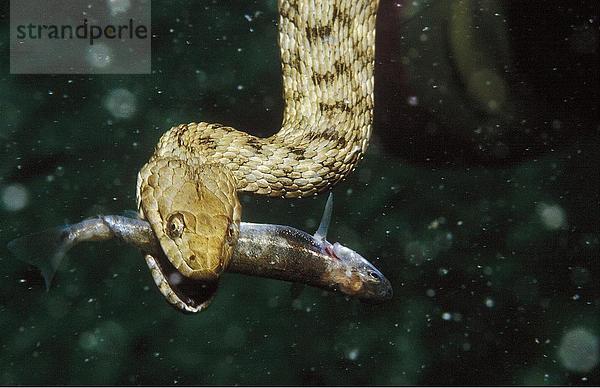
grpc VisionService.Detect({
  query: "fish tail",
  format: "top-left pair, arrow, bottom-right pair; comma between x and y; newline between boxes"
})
7,227 -> 74,291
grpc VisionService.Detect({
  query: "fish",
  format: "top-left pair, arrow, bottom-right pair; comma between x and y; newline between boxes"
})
8,194 -> 392,306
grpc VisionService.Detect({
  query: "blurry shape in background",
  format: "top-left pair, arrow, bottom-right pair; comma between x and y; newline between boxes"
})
403,218 -> 453,265
375,0 -> 599,166
1,183 -> 30,212
558,328 -> 599,374
345,348 -> 360,361
107,0 -> 131,16
86,43 -> 113,69
536,202 -> 567,230
104,88 -> 138,119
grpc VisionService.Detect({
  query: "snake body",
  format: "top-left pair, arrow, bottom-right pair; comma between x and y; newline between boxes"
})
136,0 -> 379,311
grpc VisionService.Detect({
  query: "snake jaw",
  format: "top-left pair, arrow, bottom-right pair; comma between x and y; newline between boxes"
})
171,213 -> 238,281
138,158 -> 241,292
145,253 -> 218,313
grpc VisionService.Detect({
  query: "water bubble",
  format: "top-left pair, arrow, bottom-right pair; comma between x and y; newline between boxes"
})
558,328 -> 599,373
79,331 -> 99,350
404,241 -> 431,265
1,183 -> 29,212
537,203 -> 566,230
346,348 -> 359,361
86,43 -> 113,69
104,88 -> 137,119
107,0 -> 131,15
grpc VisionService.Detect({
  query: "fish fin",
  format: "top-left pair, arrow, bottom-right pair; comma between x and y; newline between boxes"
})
7,227 -> 74,291
122,209 -> 141,219
314,192 -> 334,241
290,283 -> 305,300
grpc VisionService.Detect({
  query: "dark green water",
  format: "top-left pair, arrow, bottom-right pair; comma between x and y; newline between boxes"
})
1,0 -> 598,385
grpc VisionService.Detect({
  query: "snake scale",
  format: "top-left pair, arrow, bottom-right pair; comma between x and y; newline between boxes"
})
136,0 -> 379,311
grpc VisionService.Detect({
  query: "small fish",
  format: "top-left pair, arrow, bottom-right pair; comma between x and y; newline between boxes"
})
8,196 -> 393,307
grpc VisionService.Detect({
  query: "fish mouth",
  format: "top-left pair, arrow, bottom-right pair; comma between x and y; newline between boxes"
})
339,260 -> 393,304
368,266 -> 393,301
145,251 -> 218,313
359,273 -> 393,304
348,264 -> 393,304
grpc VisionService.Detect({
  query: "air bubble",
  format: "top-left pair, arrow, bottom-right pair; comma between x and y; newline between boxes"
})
104,88 -> 137,119
537,203 -> 566,230
407,96 -> 418,106
1,183 -> 29,212
108,0 -> 131,15
86,43 -> 113,69
346,348 -> 359,361
558,328 -> 599,373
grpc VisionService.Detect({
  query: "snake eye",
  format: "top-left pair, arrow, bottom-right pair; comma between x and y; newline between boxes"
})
166,213 -> 185,239
368,270 -> 381,281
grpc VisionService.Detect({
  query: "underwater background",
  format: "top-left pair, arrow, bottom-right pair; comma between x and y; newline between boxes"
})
1,0 -> 598,385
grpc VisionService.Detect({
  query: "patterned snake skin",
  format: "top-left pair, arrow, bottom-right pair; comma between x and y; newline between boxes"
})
136,0 -> 379,310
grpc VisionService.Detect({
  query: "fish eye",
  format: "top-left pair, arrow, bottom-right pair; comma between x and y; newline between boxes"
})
166,213 -> 185,239
368,270 -> 381,281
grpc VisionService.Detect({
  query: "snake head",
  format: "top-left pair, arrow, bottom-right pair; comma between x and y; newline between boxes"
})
137,158 -> 241,281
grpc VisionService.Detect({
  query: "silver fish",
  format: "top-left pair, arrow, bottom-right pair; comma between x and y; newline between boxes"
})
8,195 -> 392,309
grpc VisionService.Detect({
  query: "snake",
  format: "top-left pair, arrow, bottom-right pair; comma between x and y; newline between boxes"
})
135,0 -> 379,312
